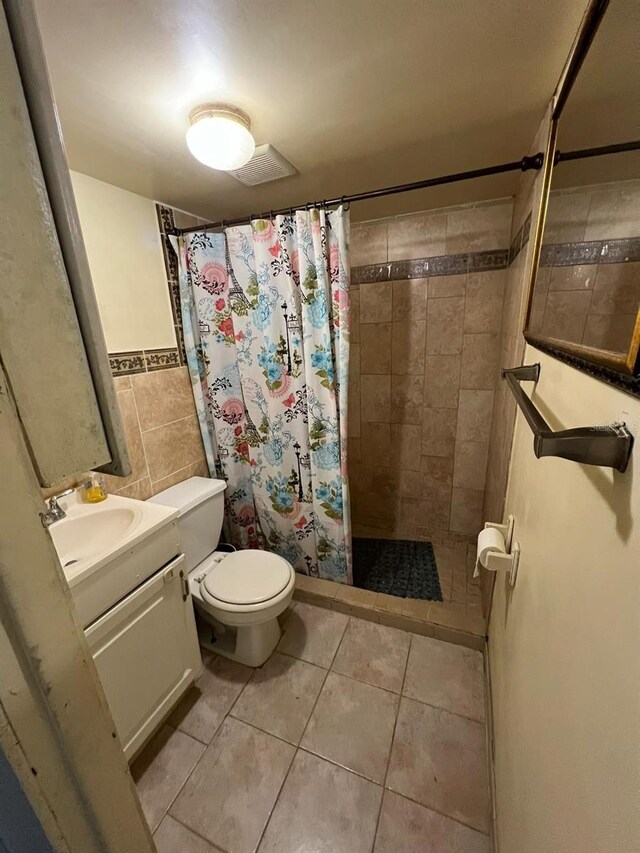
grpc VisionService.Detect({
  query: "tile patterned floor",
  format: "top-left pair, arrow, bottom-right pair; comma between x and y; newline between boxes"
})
132,603 -> 491,853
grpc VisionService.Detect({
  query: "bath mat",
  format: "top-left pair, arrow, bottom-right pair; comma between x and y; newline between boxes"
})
352,538 -> 443,601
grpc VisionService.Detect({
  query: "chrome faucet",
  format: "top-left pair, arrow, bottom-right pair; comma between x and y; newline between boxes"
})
41,488 -> 75,528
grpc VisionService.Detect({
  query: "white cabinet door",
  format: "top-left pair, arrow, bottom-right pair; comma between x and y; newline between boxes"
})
85,555 -> 201,760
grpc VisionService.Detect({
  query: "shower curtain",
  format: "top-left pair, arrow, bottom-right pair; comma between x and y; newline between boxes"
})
171,206 -> 352,584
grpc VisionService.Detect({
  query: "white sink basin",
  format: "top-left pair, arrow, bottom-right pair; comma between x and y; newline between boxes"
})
50,505 -> 142,570
47,492 -> 180,627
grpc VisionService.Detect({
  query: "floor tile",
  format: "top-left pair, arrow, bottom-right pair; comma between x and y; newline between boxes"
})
403,634 -> 485,721
276,602 -> 349,667
331,618 -> 411,693
387,698 -> 489,833
167,654 -> 253,743
171,717 -> 294,853
258,750 -> 382,853
374,790 -> 491,852
154,815 -> 221,853
231,652 -> 327,744
131,725 -> 205,833
301,671 -> 398,783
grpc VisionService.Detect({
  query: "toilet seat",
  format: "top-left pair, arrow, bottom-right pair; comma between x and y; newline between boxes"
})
202,551 -> 293,607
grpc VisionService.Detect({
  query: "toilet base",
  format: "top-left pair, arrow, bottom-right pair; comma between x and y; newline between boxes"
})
196,610 -> 281,668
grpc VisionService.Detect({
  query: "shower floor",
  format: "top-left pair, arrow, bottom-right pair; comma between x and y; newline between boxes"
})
352,537 -> 443,601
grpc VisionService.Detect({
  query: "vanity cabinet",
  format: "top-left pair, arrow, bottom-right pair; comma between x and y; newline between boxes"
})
85,554 -> 201,760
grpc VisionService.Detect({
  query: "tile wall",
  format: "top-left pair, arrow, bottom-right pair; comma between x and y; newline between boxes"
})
348,199 -> 513,542
101,368 -> 207,500
529,179 -> 640,352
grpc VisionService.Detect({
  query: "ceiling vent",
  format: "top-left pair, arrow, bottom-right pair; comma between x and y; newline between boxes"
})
229,144 -> 297,186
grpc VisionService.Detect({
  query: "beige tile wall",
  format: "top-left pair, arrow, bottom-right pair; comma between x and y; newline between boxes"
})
530,261 -> 639,352
349,200 -> 512,542
102,367 -> 207,499
543,179 -> 640,243
529,180 -> 640,353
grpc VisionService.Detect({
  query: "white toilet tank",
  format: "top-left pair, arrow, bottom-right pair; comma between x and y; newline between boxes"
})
148,476 -> 227,572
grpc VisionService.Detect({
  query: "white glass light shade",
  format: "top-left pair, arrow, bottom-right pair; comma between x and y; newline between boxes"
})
186,106 -> 255,171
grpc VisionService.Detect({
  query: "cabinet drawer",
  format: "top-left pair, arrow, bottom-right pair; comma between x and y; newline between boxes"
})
85,554 -> 201,760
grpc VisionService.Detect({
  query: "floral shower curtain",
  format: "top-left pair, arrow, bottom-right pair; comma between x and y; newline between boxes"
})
171,206 -> 352,584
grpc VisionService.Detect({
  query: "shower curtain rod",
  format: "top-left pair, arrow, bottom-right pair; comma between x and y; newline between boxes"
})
171,139 -> 640,236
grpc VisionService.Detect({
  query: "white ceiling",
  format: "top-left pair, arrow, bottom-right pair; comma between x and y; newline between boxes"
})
34,0 -> 590,222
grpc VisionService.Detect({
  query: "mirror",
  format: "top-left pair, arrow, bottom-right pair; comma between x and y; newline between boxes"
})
526,0 -> 640,377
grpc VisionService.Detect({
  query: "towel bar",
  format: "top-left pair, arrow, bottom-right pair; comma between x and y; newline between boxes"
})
501,364 -> 633,472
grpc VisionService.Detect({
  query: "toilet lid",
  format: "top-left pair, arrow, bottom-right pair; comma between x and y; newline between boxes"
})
202,551 -> 293,605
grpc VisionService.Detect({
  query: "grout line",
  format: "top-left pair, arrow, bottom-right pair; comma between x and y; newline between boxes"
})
141,413 -> 197,435
226,711 -> 302,750
157,686 -> 258,835
296,744 -> 384,786
370,632 -> 412,850
400,688 -> 487,725
226,662 -> 260,721
252,663 -> 332,851
244,723 -> 297,852
483,645 -> 499,853
328,614 -> 351,668
327,667 -> 406,700
382,633 -> 411,790
150,460 -> 200,490
269,649 -> 329,669
380,783 -> 492,838
130,389 -> 152,486
164,814 -> 229,852
143,726 -> 208,835
151,665 -> 253,829
297,655 -> 335,744
113,475 -> 148,496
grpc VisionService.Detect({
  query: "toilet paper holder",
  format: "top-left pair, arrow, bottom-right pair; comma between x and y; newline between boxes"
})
482,514 -> 520,586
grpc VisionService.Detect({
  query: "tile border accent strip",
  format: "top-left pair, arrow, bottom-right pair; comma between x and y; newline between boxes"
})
351,248 -> 510,285
351,221 -> 638,286
156,203 -> 187,365
109,348 -> 181,376
351,210 -> 533,286
540,235 -> 640,268
508,211 -> 531,266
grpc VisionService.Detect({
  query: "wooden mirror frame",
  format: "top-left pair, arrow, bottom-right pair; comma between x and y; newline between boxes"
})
523,0 -> 640,392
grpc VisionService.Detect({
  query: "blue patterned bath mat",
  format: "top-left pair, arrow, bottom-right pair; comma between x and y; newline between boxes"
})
352,538 -> 443,601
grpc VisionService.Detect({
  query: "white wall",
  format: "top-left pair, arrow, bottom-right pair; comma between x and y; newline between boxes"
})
70,171 -> 175,352
489,347 -> 640,853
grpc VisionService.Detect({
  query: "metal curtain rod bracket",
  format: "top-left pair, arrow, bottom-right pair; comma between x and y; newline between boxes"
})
502,364 -> 633,472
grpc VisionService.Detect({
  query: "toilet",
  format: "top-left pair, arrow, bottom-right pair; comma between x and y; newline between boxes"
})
148,477 -> 295,667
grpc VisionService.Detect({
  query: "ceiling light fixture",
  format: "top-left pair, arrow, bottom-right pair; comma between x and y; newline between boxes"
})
186,104 -> 255,171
